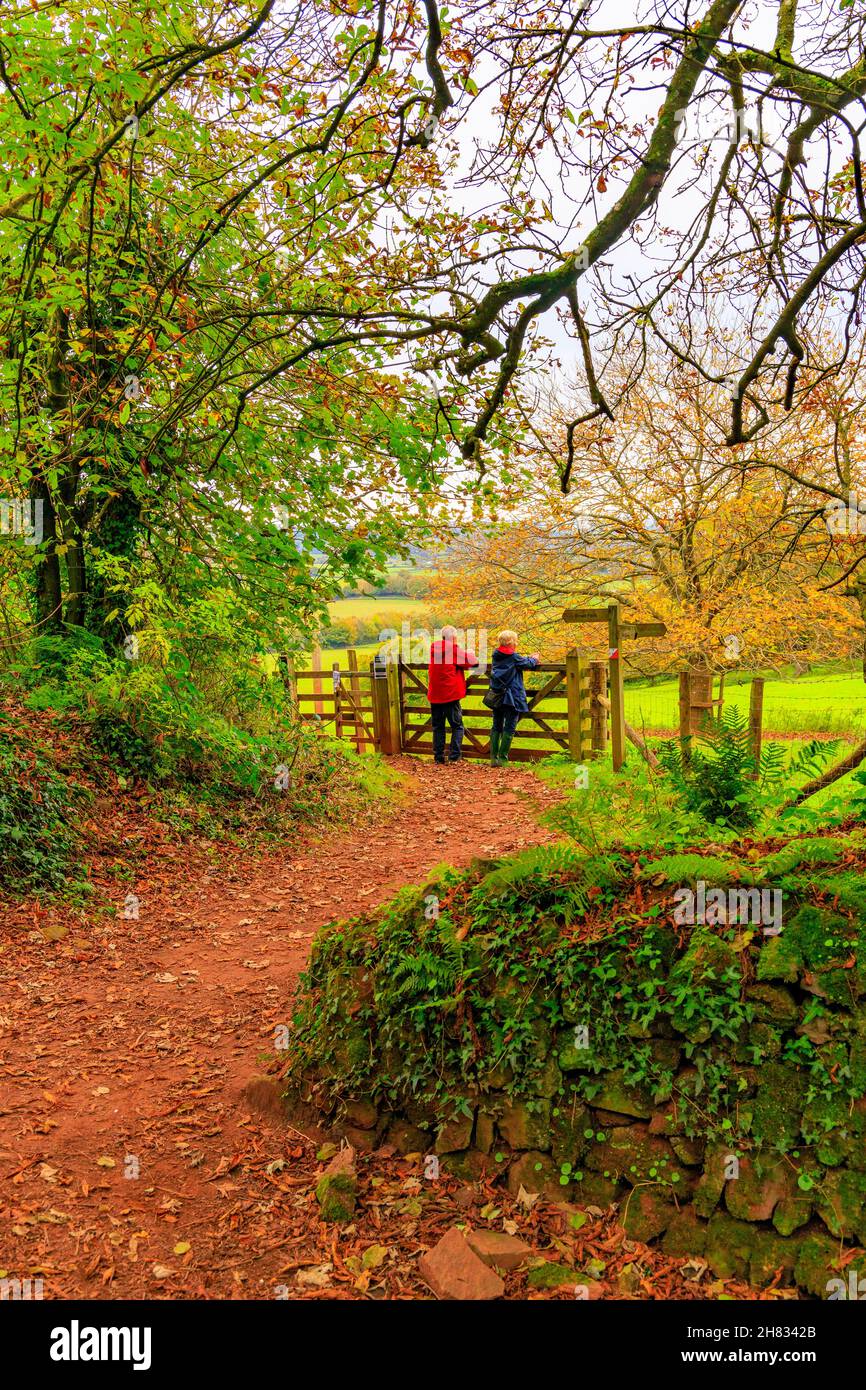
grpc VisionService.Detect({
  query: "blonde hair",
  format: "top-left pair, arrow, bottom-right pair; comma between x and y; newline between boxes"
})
498,629 -> 518,646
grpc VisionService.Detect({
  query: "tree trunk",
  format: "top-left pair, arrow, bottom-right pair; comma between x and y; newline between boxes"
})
33,305 -> 70,632
31,479 -> 63,631
63,534 -> 86,627
58,473 -> 85,627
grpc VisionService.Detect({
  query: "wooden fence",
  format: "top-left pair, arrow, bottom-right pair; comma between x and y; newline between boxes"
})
289,650 -> 379,753
287,650 -> 610,762
282,648 -> 768,772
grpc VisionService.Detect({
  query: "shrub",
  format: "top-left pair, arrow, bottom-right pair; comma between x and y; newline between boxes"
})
89,712 -> 158,780
0,734 -> 79,893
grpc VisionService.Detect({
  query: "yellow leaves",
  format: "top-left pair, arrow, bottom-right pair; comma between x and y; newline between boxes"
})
40,923 -> 68,942
96,1155 -> 116,1168
346,1243 -> 389,1292
173,1241 -> 191,1256
361,1243 -> 388,1269
128,1231 -> 148,1262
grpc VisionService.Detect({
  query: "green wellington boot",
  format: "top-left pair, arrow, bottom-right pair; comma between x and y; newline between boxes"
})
489,730 -> 501,766
498,730 -> 514,764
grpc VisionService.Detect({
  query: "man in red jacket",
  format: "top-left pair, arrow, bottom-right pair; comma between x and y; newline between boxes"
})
427,625 -> 478,764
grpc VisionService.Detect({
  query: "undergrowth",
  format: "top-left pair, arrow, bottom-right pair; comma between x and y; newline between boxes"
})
0,626 -> 398,898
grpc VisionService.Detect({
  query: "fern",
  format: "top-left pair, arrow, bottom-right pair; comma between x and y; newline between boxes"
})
757,740 -> 785,788
468,843 -> 622,925
787,738 -> 841,784
645,852 -> 742,884
657,708 -> 760,829
757,836 -> 852,878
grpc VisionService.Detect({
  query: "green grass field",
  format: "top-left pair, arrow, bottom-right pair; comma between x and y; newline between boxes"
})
326,596 -> 429,621
627,669 -> 866,739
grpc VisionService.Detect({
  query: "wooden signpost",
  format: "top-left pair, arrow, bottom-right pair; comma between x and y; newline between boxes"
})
561,601 -> 667,772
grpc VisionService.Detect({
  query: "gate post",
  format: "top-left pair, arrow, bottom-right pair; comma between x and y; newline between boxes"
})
589,659 -> 607,756
312,643 -> 324,716
607,601 -> 626,772
347,647 -> 363,753
332,661 -> 342,740
383,656 -> 400,756
678,671 -> 692,766
688,667 -> 715,734
370,658 -> 387,752
566,649 -> 588,762
388,658 -> 404,755
749,676 -> 764,777
370,657 -> 403,755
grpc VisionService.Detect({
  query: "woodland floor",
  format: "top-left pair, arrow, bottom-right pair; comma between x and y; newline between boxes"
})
0,757 -> 782,1301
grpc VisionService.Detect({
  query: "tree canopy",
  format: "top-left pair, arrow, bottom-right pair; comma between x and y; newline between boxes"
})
2,0 -> 865,644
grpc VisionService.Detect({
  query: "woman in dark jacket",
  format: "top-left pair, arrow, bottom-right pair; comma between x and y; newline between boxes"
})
488,629 -> 540,766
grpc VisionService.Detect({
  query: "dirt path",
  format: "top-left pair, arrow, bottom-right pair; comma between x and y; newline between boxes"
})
1,758 -> 572,1300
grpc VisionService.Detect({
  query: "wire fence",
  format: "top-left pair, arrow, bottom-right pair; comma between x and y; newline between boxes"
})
626,676 -> 866,741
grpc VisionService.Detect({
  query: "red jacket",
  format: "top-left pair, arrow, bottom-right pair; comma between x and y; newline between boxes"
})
427,639 -> 478,703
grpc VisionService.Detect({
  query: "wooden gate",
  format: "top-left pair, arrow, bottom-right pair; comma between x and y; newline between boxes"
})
291,654 -> 378,752
288,648 -> 608,763
397,655 -> 599,763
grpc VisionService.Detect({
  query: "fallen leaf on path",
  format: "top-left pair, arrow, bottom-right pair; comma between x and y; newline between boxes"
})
296,1263 -> 332,1288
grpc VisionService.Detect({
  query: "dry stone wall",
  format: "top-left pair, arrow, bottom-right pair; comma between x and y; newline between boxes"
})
283,842 -> 866,1297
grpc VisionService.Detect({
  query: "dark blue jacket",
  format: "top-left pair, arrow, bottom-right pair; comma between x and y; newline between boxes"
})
490,647 -> 539,712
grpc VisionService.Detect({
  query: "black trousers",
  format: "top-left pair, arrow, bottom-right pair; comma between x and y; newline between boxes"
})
430,700 -> 464,761
492,707 -> 520,736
